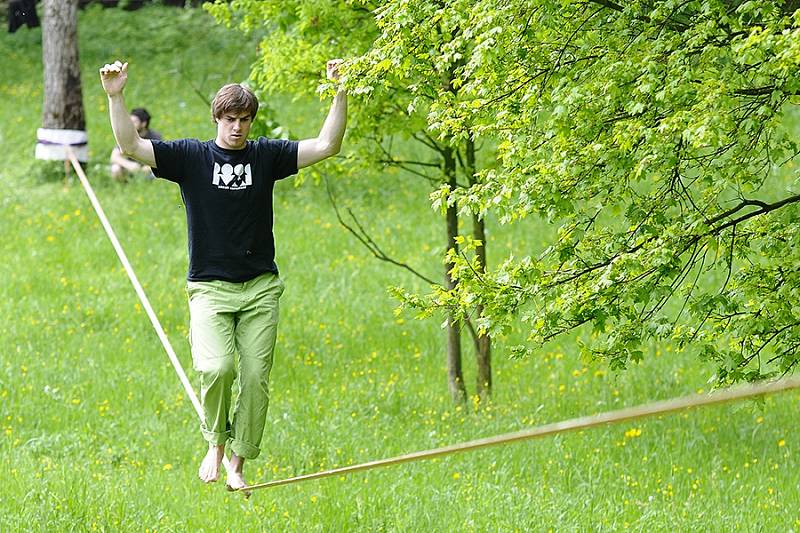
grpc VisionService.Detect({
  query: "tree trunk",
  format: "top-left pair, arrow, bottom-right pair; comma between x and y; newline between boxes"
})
466,139 -> 492,399
444,146 -> 466,404
42,0 -> 85,130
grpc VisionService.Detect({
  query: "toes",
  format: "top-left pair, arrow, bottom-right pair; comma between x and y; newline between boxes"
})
199,464 -> 220,483
226,483 -> 251,498
198,449 -> 224,483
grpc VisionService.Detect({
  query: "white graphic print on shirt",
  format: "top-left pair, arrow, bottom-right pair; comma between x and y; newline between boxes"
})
212,162 -> 252,190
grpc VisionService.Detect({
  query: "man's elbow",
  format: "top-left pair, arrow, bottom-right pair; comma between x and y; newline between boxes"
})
117,140 -> 140,158
320,140 -> 342,159
122,141 -> 150,162
119,146 -> 137,158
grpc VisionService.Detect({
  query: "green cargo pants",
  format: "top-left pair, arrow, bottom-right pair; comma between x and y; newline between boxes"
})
186,271 -> 284,460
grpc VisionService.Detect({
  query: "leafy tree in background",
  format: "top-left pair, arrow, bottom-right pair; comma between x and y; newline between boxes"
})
205,0 -> 494,403
207,0 -> 800,387
402,0 -> 800,384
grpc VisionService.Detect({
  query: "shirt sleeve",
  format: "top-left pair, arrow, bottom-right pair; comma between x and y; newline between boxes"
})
258,138 -> 299,181
151,139 -> 197,183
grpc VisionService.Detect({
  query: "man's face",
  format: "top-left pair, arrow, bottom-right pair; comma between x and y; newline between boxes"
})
130,114 -> 147,135
215,111 -> 252,150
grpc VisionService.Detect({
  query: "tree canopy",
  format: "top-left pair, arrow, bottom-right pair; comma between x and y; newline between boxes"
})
208,0 -> 800,384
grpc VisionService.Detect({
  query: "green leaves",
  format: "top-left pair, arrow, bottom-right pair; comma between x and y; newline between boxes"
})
426,0 -> 800,382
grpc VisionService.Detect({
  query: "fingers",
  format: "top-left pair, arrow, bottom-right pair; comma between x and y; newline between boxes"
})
99,60 -> 128,76
326,58 -> 344,81
99,60 -> 124,74
99,61 -> 128,96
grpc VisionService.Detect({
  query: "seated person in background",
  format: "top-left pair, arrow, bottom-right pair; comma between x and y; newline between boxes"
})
111,108 -> 161,181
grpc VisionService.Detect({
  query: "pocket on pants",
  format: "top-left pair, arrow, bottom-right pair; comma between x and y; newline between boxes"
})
186,280 -> 216,301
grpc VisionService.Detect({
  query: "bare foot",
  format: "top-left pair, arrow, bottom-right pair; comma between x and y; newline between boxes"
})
198,444 -> 224,483
225,452 -> 251,497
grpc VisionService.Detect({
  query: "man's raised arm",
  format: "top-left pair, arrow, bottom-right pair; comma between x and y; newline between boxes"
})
297,59 -> 348,169
99,61 -> 156,168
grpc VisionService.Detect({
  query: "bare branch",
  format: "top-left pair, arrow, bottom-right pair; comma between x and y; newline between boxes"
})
377,159 -> 441,168
371,139 -> 439,184
325,178 -> 439,286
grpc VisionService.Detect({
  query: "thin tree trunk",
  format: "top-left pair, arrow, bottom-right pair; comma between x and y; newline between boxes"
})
444,146 -> 466,403
42,0 -> 85,130
466,139 -> 492,399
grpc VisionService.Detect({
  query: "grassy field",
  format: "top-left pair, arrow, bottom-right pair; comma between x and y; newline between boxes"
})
1,4 -> 798,531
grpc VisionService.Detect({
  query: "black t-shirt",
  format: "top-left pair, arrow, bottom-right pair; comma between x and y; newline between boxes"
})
151,137 -> 299,282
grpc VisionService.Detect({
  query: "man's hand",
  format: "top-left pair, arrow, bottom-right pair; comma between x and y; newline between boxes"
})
103,61 -> 157,169
298,59 -> 347,169
326,59 -> 343,82
100,61 -> 128,97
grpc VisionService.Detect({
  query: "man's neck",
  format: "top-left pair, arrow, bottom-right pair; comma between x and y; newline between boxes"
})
214,137 -> 247,150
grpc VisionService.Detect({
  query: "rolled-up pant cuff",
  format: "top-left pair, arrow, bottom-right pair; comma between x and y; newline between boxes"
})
229,438 -> 260,460
201,426 -> 230,446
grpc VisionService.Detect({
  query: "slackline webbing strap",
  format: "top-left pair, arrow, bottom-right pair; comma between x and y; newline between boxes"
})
66,149 -> 232,471
241,376 -> 800,491
66,149 -> 800,495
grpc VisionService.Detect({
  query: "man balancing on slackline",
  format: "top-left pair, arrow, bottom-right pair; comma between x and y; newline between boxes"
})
99,59 -> 347,492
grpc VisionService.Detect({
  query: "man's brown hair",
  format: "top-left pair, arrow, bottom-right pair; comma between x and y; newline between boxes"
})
211,83 -> 259,122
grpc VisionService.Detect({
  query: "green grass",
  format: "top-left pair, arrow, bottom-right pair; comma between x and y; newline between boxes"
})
1,4 -> 798,531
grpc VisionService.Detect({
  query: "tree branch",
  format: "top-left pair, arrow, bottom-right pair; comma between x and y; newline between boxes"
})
325,178 -> 439,286
706,194 -> 800,237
